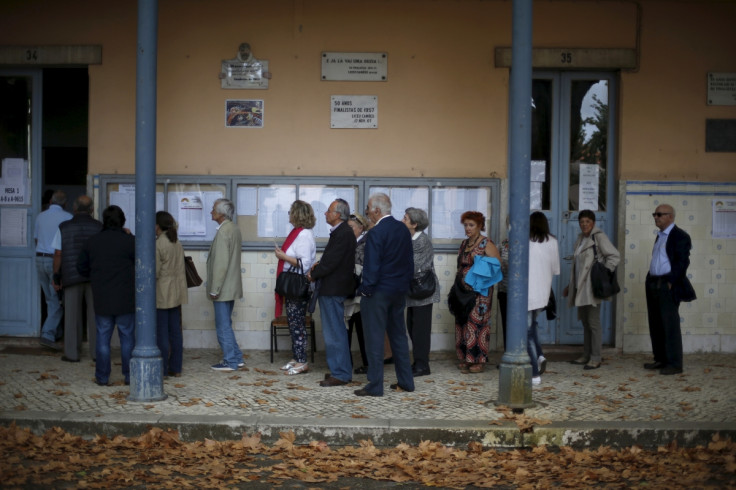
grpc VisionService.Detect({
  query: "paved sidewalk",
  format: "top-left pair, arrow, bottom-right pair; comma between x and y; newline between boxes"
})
1,339 -> 735,448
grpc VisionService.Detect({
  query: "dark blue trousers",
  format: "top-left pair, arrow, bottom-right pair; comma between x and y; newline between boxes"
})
361,291 -> 414,396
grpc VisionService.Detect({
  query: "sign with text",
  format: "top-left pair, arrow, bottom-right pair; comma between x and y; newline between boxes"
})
708,73 -> 736,106
322,52 -> 387,81
331,96 -> 378,129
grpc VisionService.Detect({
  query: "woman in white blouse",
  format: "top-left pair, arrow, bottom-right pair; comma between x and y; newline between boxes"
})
528,211 -> 560,385
274,200 -> 317,375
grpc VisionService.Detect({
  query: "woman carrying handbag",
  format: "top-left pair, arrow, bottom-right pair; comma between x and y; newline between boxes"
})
274,200 -> 316,375
563,210 -> 620,371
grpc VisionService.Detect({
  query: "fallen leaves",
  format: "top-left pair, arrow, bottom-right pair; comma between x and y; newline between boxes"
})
0,424 -> 734,488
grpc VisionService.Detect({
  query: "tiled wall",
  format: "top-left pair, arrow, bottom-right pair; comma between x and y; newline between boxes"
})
622,182 -> 736,353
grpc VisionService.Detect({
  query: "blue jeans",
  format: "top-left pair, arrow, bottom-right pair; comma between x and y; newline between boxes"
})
213,300 -> 243,369
95,313 -> 135,384
36,257 -> 63,342
527,309 -> 544,376
157,306 -> 183,374
362,292 -> 414,396
318,295 -> 351,382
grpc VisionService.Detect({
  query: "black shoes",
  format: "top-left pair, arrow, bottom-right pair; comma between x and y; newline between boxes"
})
320,376 -> 349,387
659,366 -> 683,375
354,388 -> 381,397
644,361 -> 665,370
412,365 -> 431,377
383,357 -> 394,365
354,365 -> 368,374
583,362 -> 601,370
61,356 -> 80,363
389,383 -> 414,392
39,338 -> 62,351
94,379 -> 108,386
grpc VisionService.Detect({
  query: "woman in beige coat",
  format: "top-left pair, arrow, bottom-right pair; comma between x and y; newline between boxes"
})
563,210 -> 620,370
155,211 -> 188,376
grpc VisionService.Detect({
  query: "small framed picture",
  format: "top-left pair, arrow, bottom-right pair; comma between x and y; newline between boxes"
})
225,99 -> 263,128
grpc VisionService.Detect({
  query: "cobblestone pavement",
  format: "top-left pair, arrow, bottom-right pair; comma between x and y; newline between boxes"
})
2,341 -> 735,425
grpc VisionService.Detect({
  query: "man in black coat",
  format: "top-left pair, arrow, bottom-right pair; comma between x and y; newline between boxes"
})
644,204 -> 696,375
77,205 -> 136,386
307,199 -> 356,387
52,195 -> 102,362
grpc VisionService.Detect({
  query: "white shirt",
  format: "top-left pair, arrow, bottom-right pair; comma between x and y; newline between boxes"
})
528,236 -> 560,310
283,228 -> 316,273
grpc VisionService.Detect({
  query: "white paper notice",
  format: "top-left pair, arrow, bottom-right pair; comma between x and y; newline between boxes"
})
110,190 -> 136,235
1,158 -> 28,205
1,207 -> 27,247
578,164 -> 599,211
712,199 -> 736,238
236,187 -> 258,216
173,193 -> 207,237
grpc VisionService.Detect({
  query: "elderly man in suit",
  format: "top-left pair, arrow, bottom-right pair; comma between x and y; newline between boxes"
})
207,198 -> 245,372
354,193 -> 415,397
307,198 -> 356,387
644,203 -> 696,375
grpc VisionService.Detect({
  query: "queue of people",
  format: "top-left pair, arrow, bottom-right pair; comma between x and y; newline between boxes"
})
36,188 -> 690,389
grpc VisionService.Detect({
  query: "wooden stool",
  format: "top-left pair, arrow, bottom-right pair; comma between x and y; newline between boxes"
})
270,315 -> 316,363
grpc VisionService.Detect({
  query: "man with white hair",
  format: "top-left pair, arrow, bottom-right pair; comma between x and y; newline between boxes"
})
207,198 -> 245,372
354,193 -> 415,397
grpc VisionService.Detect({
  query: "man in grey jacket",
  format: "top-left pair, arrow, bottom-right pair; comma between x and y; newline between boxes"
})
207,198 -> 245,372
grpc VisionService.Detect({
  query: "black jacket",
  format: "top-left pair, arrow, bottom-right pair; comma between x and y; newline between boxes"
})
310,221 -> 356,296
59,213 -> 102,287
77,227 -> 135,316
662,225 -> 697,303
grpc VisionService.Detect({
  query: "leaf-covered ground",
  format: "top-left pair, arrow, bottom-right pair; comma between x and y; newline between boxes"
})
1,424 -> 735,489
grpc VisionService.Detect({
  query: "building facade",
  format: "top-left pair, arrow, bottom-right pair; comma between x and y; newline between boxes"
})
1,0 -> 735,353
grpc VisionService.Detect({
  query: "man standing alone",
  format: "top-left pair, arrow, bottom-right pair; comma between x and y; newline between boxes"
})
307,199 -> 356,387
354,193 -> 415,397
645,204 -> 696,375
207,198 -> 245,372
52,195 -> 102,362
35,190 -> 72,349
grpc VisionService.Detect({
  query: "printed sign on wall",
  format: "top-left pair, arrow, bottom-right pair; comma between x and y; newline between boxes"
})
330,95 -> 378,129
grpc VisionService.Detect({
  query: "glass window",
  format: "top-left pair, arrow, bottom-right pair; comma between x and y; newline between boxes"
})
569,80 -> 609,211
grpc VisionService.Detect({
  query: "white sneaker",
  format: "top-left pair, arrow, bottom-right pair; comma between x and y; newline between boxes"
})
538,356 -> 547,375
532,376 -> 541,385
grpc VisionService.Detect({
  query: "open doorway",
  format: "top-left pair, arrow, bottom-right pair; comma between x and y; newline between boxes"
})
42,67 -> 88,205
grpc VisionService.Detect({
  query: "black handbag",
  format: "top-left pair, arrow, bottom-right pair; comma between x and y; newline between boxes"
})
184,256 -> 203,288
545,289 -> 557,321
408,269 -> 436,299
447,275 -> 477,325
275,258 -> 311,300
590,235 -> 620,299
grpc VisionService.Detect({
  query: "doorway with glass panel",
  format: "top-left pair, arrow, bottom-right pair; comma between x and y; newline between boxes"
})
530,72 -> 618,346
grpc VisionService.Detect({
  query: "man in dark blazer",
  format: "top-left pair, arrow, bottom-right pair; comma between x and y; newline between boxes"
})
77,205 -> 136,386
308,199 -> 356,386
354,193 -> 415,397
644,204 -> 696,375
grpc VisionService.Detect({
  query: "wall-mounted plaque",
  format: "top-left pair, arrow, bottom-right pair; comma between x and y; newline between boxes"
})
330,95 -> 377,129
322,52 -> 387,81
708,73 -> 736,106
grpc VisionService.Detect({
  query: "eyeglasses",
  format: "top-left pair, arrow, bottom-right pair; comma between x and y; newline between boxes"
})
652,212 -> 671,218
